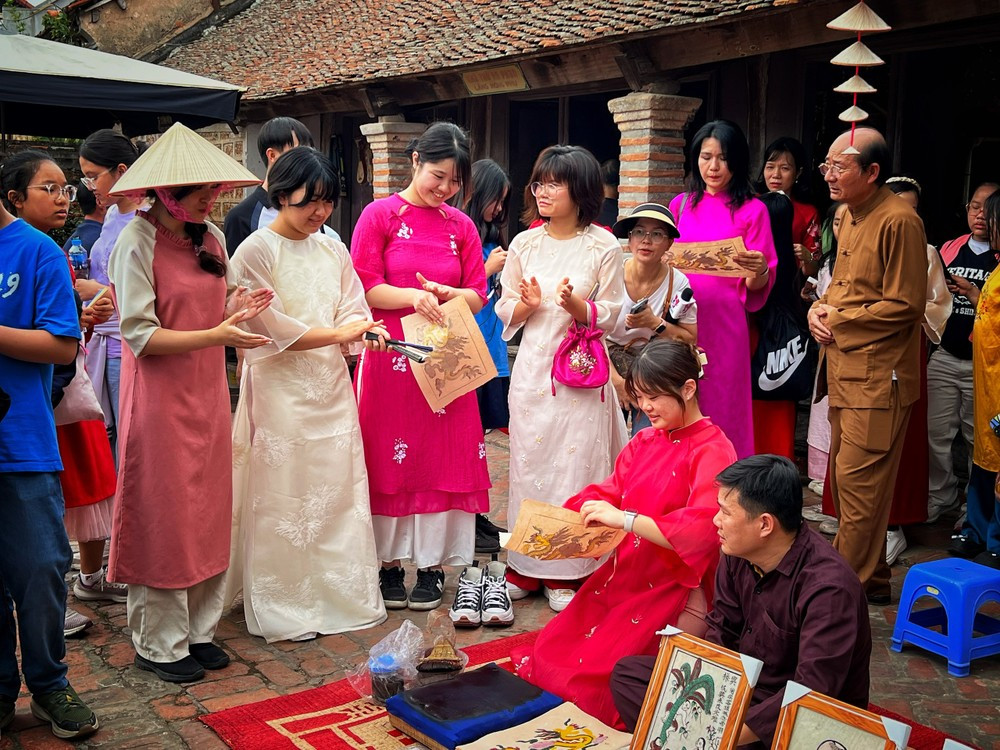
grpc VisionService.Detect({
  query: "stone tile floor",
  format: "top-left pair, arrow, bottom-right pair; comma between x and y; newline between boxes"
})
2,430 -> 999,749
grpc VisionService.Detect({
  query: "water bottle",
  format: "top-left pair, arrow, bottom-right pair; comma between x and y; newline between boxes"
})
68,238 -> 89,280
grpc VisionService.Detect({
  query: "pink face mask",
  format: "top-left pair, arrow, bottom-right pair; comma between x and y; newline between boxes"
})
154,186 -> 225,223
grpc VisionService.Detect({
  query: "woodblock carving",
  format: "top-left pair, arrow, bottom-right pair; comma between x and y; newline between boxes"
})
401,296 -> 498,411
665,237 -> 754,278
504,498 -> 625,560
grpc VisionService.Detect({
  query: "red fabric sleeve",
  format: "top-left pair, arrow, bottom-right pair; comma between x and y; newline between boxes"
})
562,438 -> 638,512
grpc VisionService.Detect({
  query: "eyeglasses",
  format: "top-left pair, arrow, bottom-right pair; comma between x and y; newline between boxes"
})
967,202 -> 985,215
628,228 -> 670,244
27,183 -> 77,201
818,162 -> 853,178
530,181 -> 567,197
80,170 -> 110,190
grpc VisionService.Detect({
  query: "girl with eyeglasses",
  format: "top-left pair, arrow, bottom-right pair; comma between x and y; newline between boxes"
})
669,120 -> 777,459
495,145 -> 628,612
1,149 -> 122,637
76,129 -> 148,465
606,203 -> 697,436
105,124 -> 272,683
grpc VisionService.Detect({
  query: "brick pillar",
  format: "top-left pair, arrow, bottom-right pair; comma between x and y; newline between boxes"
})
360,117 -> 427,200
607,93 -> 703,219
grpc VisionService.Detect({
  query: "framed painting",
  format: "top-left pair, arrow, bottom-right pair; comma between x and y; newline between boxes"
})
630,627 -> 762,750
770,682 -> 911,750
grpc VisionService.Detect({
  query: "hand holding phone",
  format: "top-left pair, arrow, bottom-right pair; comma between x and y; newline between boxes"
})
629,297 -> 649,315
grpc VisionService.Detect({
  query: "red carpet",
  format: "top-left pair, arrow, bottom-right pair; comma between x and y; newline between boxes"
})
202,630 -> 966,750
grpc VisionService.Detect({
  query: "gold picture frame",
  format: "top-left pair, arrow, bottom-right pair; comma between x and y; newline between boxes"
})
630,627 -> 762,750
771,682 -> 911,750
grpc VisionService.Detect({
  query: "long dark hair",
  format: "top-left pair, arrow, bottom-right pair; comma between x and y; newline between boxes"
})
150,185 -> 227,277
755,137 -> 811,202
820,202 -> 843,273
757,191 -> 799,312
268,146 -> 339,209
984,190 -> 1000,249
463,159 -> 510,249
80,129 -> 144,169
625,339 -> 702,407
520,145 -> 603,227
405,122 -> 472,191
0,149 -> 54,214
685,120 -> 754,211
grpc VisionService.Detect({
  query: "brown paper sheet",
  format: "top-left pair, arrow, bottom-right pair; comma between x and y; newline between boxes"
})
401,296 -> 498,411
503,498 -> 625,560
666,236 -> 754,277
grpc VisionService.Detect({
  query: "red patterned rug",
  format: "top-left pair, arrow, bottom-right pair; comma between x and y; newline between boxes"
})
202,631 -> 965,750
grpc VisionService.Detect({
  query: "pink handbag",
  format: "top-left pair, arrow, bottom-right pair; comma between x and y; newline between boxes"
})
550,299 -> 610,400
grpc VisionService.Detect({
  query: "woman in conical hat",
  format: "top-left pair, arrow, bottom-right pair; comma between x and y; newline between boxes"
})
106,122 -> 274,683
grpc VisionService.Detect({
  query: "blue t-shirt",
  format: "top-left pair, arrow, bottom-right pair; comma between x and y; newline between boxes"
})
0,219 -> 80,472
61,218 -> 103,254
473,241 -> 509,377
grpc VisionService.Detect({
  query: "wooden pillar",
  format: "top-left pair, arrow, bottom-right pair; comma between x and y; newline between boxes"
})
360,117 -> 426,200
608,92 -> 703,218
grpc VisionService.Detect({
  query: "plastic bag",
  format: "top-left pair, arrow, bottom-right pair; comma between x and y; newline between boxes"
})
347,619 -> 424,704
417,611 -> 470,673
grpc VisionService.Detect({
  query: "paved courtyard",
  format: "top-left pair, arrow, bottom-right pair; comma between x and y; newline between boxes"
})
2,430 -> 999,749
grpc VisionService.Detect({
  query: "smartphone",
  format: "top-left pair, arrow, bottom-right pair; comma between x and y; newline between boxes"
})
84,286 -> 109,308
630,297 -> 649,315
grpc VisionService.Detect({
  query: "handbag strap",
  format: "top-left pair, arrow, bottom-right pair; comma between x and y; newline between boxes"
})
660,265 -> 675,319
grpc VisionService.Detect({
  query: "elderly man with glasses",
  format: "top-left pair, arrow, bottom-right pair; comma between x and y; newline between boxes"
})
807,127 -> 928,605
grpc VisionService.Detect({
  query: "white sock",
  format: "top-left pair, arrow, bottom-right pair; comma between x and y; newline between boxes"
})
80,569 -> 105,587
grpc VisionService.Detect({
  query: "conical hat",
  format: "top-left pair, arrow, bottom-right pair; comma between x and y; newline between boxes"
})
109,122 -> 259,201
827,2 -> 891,33
831,41 -> 885,67
834,74 -> 877,94
838,105 -> 869,123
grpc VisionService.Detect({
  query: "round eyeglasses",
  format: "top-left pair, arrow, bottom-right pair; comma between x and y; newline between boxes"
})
27,183 -> 77,201
529,181 -> 567,197
80,170 -> 110,190
628,228 -> 669,244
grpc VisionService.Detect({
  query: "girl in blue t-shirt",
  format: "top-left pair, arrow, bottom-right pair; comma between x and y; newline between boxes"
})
462,159 -> 511,554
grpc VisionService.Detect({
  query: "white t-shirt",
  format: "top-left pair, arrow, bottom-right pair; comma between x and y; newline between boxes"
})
607,266 -> 697,345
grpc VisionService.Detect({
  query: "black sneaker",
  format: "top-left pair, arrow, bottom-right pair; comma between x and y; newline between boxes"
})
29,685 -> 98,740
973,550 -> 1000,570
134,654 -> 205,683
189,642 -> 230,670
948,534 -> 985,559
408,569 -> 445,610
379,566 -> 408,609
475,514 -> 503,554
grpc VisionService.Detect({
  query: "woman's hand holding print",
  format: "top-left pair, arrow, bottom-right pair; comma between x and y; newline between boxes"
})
580,500 -> 626,529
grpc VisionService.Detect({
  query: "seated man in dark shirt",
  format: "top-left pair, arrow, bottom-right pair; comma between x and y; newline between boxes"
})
610,455 -> 871,749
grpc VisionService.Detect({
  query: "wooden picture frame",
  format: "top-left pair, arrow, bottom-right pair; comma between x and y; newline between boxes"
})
770,682 -> 911,750
630,627 -> 762,750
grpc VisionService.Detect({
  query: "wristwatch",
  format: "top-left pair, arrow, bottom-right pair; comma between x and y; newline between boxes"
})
652,320 -> 668,337
623,509 -> 639,533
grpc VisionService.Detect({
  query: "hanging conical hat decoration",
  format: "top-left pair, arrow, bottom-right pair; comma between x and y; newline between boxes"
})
827,1 -> 890,32
834,74 -> 877,94
839,105 -> 869,122
109,122 -> 260,202
831,41 -> 884,67
826,2 -> 892,150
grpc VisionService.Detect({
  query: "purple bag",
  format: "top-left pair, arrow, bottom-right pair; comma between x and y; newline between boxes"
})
550,299 -> 610,400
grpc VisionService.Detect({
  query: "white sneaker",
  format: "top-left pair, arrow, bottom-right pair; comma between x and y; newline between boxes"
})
449,566 -> 483,627
64,608 -> 93,638
506,580 -> 532,601
807,479 -> 824,496
73,571 -> 128,604
543,587 -> 575,612
818,518 -> 840,536
481,561 -> 514,627
802,505 -> 836,523
886,528 -> 907,566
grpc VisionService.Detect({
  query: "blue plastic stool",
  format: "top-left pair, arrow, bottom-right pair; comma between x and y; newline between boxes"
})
891,558 -> 1000,677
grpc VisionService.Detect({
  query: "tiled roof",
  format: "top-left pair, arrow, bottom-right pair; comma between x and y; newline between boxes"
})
164,0 -> 784,101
